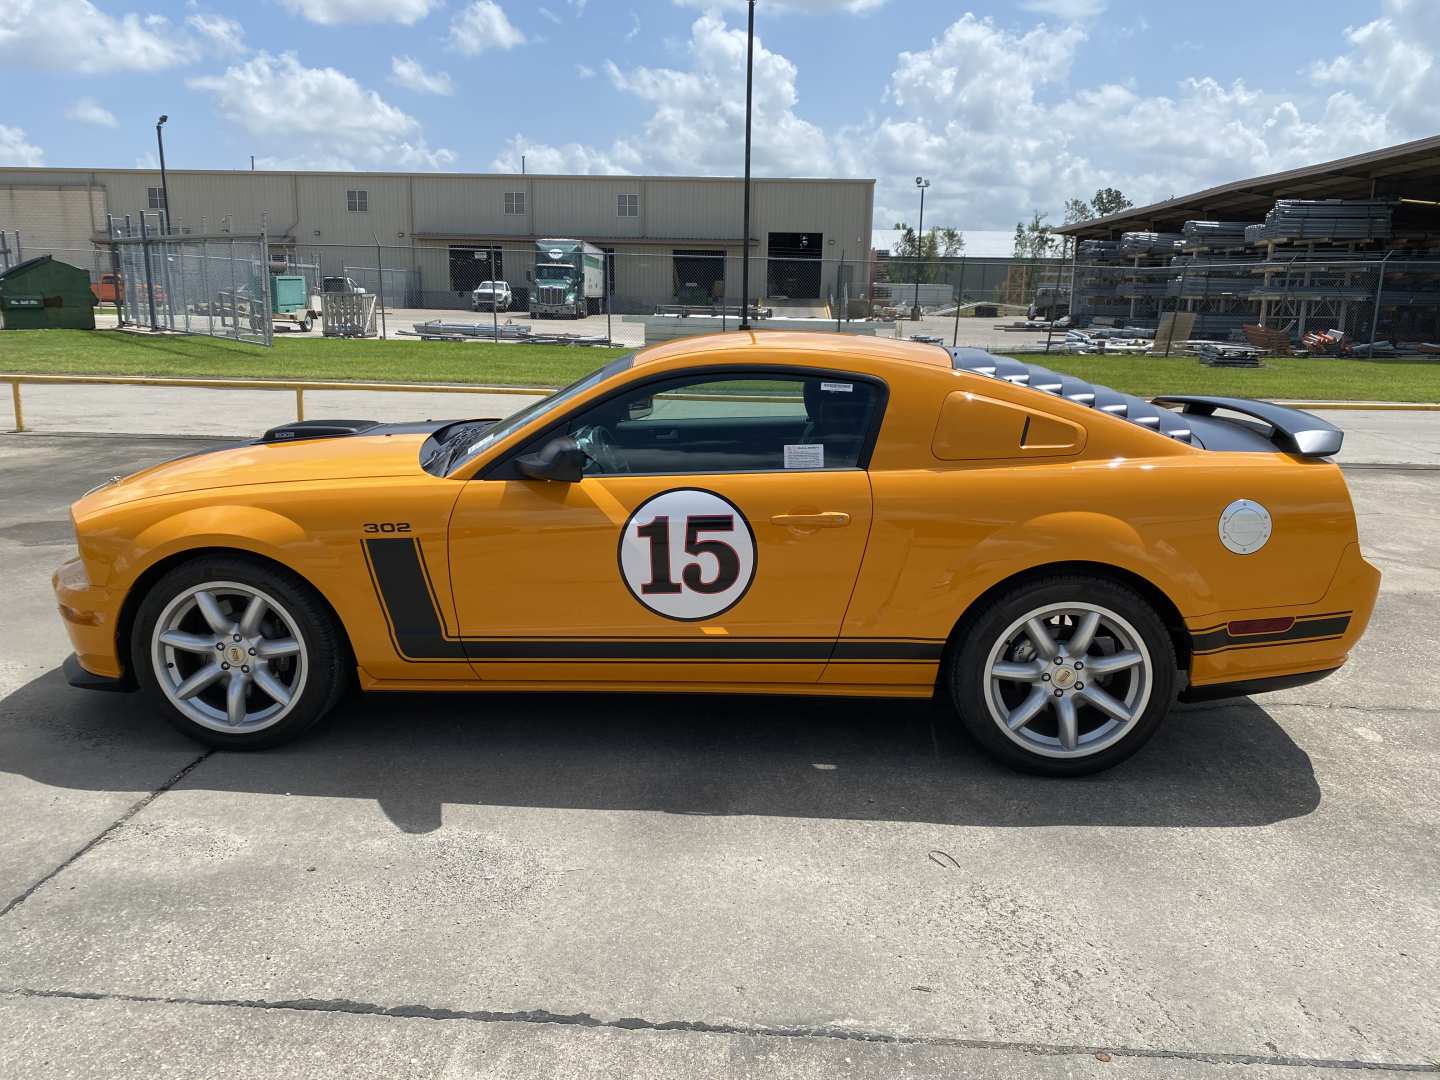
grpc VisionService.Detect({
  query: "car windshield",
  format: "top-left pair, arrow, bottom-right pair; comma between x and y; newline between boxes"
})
447,353 -> 634,472
536,266 -> 571,280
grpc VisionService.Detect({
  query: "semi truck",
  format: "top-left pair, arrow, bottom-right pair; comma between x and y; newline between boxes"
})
531,238 -> 604,318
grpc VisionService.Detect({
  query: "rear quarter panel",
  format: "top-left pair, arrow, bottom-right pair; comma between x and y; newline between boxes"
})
840,372 -> 1360,687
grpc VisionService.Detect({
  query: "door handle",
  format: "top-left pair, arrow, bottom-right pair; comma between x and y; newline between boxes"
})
770,511 -> 851,528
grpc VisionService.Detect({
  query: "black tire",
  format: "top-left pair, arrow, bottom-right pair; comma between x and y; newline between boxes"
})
947,575 -> 1176,776
298,316 -> 313,333
130,555 -> 350,750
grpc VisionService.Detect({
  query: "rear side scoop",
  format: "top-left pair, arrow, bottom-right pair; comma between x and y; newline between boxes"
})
1149,396 -> 1343,457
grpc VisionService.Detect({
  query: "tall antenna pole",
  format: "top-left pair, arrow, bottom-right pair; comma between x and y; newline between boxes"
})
738,0 -> 756,331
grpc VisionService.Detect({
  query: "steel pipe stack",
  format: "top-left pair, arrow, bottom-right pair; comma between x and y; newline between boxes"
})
1247,199 -> 1393,244
1181,221 -> 1253,251
1120,232 -> 1184,257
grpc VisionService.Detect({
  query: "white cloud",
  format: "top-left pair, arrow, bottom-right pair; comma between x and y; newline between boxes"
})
1304,0 -> 1440,136
499,14 -> 833,177
538,6 -> 561,24
189,51 -> 455,170
390,55 -> 454,95
844,11 -> 1404,230
66,97 -> 119,128
492,135 -> 641,175
0,0 -> 194,73
448,1 -> 526,54
278,0 -> 436,25
186,12 -> 247,53
576,63 -> 595,78
1019,0 -> 1107,19
0,125 -> 44,166
673,0 -> 886,12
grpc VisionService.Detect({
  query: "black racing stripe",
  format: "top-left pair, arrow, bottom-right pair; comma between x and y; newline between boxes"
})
363,538 -> 468,661
1191,613 -> 1352,655
460,639 -> 945,661
831,640 -> 946,661
462,639 -> 836,660
366,536 -> 947,664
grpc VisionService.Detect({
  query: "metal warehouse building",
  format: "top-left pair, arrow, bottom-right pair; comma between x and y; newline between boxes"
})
0,167 -> 875,313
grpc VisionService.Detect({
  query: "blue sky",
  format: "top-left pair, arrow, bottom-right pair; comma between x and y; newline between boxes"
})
1,0 -> 1434,254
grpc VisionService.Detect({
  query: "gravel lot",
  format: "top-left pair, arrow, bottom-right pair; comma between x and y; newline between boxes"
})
0,430 -> 1435,1078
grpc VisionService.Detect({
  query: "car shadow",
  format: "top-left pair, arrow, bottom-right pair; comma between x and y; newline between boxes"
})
0,668 -> 1320,834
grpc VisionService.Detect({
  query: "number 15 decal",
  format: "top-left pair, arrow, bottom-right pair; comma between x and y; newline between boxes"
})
619,489 -> 757,620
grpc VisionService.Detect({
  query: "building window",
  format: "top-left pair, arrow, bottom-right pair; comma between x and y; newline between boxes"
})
618,193 -> 640,218
504,191 -> 526,215
346,189 -> 369,213
146,186 -> 167,210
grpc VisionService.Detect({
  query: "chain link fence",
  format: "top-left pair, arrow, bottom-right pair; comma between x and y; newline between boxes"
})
7,226 -> 1440,357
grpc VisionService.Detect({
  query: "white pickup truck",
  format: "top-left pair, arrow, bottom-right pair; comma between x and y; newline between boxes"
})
471,280 -> 512,312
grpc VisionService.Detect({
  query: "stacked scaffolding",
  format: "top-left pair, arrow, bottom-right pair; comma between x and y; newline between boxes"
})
1072,197 -> 1440,347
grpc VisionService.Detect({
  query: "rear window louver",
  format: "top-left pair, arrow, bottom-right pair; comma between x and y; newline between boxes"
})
947,348 -> 1193,445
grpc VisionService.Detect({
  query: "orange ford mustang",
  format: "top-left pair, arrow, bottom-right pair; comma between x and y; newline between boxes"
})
53,332 -> 1379,775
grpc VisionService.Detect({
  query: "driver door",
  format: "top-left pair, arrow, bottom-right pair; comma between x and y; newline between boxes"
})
444,368 -> 884,686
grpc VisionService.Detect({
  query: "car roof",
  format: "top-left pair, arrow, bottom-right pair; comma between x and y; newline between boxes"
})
631,331 -> 954,371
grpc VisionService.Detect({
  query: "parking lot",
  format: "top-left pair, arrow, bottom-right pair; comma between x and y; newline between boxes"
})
0,429 -> 1436,1078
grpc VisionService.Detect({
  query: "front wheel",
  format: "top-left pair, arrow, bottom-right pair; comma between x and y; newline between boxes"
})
131,556 -> 349,750
948,576 -> 1176,776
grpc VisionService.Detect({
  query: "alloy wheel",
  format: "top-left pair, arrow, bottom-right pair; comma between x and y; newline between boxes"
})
981,602 -> 1153,759
150,581 -> 309,733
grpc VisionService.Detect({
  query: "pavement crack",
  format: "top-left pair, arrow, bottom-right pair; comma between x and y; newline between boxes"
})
0,750 -> 213,919
2,986 -> 1436,1073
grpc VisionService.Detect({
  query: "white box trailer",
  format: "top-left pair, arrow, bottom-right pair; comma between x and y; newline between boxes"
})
532,238 -> 605,318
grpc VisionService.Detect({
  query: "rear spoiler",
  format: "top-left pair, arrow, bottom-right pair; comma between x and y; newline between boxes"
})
1149,396 -> 1343,457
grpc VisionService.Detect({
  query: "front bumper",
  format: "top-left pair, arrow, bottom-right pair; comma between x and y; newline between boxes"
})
53,555 -> 126,681
1185,541 -> 1380,696
63,653 -> 132,692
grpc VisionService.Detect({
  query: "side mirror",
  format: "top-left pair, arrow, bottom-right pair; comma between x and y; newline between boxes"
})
627,397 -> 653,421
514,435 -> 586,483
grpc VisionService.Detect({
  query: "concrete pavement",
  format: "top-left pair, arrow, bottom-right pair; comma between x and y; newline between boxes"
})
0,432 -> 1436,1077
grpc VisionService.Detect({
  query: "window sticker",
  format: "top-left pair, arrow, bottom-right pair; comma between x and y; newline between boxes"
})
820,381 -> 853,393
783,444 -> 825,470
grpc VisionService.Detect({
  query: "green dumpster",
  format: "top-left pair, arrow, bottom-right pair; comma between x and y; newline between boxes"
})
0,255 -> 96,330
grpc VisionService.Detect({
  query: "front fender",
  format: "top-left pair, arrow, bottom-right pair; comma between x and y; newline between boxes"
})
122,505 -> 316,586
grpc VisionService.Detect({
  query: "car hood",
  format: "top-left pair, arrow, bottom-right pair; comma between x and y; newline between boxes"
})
76,431 -> 432,512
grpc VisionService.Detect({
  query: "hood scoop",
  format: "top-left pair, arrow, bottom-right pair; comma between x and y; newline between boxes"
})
259,419 -> 380,444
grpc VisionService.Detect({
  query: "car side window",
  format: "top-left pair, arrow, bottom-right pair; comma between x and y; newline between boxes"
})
562,371 -> 882,476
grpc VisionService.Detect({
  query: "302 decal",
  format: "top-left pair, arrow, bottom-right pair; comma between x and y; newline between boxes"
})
619,490 -> 756,620
362,522 -> 412,534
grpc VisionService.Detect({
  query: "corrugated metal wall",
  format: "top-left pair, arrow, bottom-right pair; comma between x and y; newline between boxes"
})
0,167 -> 874,309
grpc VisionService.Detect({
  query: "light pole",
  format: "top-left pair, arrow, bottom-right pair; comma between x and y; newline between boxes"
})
911,176 -> 929,321
738,0 -> 756,331
155,116 -> 171,233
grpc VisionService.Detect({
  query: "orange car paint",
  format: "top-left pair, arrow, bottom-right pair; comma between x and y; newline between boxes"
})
54,332 -> 1379,698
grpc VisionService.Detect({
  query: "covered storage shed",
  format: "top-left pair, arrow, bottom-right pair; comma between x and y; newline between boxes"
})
0,255 -> 95,330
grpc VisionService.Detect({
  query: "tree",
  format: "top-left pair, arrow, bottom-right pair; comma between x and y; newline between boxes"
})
937,227 -> 965,258
1090,186 -> 1133,217
890,221 -> 965,283
1063,197 -> 1092,225
1012,211 -> 1057,259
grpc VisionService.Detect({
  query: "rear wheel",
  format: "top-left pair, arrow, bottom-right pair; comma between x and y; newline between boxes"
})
948,576 -> 1176,776
298,315 -> 313,333
131,556 -> 349,750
